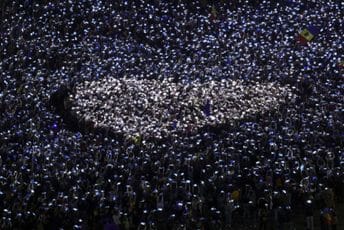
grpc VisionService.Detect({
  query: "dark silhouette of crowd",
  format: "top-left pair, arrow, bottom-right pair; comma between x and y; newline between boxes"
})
0,0 -> 343,229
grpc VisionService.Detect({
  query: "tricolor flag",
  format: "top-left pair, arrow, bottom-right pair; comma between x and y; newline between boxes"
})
297,25 -> 320,45
203,99 -> 211,117
132,134 -> 142,145
210,5 -> 218,21
338,60 -> 344,68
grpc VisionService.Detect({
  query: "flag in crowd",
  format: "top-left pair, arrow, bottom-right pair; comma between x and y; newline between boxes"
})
210,5 -> 218,21
338,60 -> 344,68
203,99 -> 211,117
297,25 -> 320,45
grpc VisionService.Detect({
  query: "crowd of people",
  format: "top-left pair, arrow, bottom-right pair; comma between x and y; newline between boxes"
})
0,0 -> 343,229
68,78 -> 294,139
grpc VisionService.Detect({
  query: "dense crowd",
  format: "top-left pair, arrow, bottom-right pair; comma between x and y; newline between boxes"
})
0,0 -> 343,229
68,78 -> 294,139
